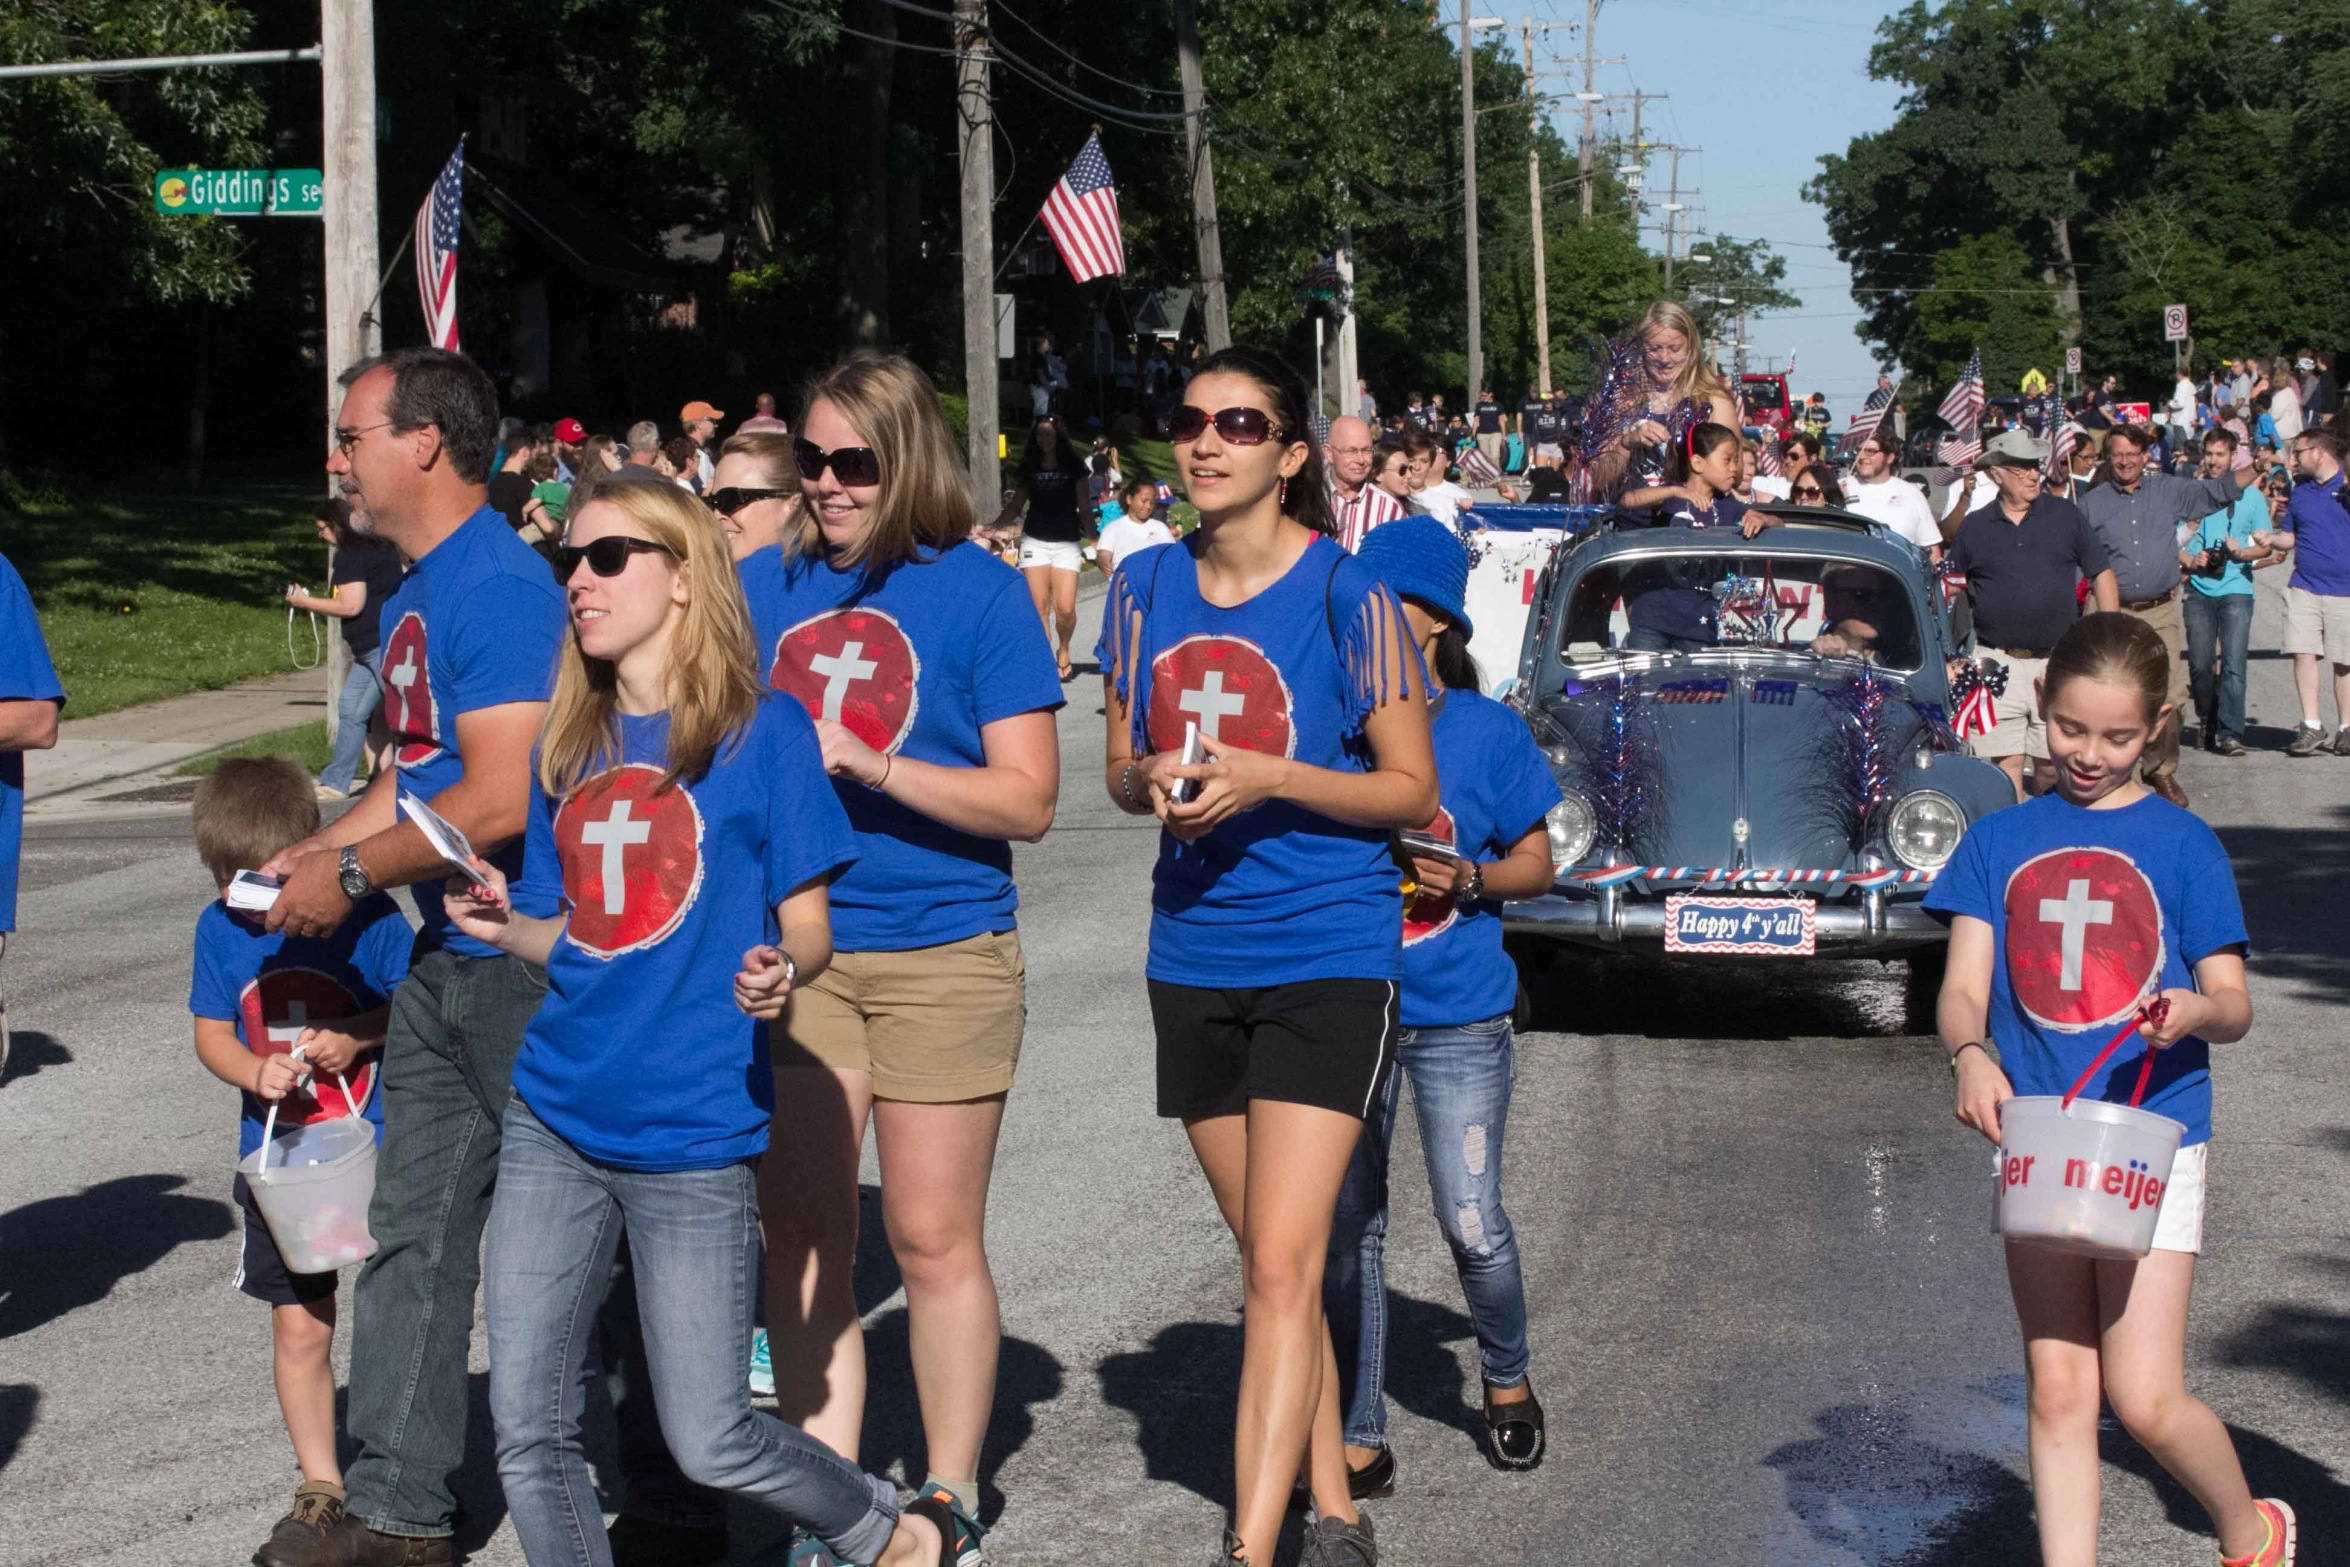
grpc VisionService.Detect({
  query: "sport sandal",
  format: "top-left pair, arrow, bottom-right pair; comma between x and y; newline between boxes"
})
2220,1498 -> 2296,1566
1483,1384 -> 1547,1471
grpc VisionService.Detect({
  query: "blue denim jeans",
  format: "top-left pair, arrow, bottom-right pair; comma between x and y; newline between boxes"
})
320,646 -> 384,794
1324,1014 -> 1530,1450
2183,589 -> 2255,745
486,1101 -> 901,1566
345,946 -> 546,1538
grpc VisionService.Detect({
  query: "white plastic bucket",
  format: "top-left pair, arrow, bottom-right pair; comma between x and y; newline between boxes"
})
1996,1095 -> 2185,1260
239,1112 -> 380,1275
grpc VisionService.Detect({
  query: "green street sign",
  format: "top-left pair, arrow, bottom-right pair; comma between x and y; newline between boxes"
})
153,168 -> 323,217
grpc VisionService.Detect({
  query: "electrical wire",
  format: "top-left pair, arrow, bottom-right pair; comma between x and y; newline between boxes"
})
990,0 -> 1190,99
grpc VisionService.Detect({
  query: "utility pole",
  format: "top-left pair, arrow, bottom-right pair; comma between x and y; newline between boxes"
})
1522,19 -> 1550,393
1174,0 -> 1230,351
1659,143 -> 1697,288
954,0 -> 999,519
1577,0 -> 1596,218
1461,0 -> 1482,404
321,0 -> 378,750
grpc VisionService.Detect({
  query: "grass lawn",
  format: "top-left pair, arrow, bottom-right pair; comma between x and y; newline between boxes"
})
5,475 -> 327,718
177,720 -> 336,778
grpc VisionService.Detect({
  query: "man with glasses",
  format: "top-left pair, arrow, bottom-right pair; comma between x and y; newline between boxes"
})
1324,415 -> 1406,550
2076,423 -> 2248,805
254,347 -> 568,1567
1841,428 -> 1942,560
1944,429 -> 2119,799
2182,429 -> 2273,757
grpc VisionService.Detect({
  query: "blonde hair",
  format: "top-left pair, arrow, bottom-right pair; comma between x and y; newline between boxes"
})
539,479 -> 764,798
717,431 -> 816,554
793,354 -> 974,569
1636,299 -> 1732,413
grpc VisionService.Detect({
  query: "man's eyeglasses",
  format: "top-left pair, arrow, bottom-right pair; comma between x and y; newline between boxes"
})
333,420 -> 394,455
707,486 -> 793,516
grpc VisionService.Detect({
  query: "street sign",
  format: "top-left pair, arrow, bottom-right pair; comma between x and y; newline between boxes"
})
2163,303 -> 2189,342
2065,346 -> 2082,375
153,168 -> 323,216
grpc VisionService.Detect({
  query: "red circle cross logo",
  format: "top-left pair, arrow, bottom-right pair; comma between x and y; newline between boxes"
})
2002,847 -> 2165,1031
1403,807 -> 1460,947
554,763 -> 706,959
240,967 -> 376,1125
768,608 -> 921,754
381,611 -> 442,768
1146,634 -> 1297,758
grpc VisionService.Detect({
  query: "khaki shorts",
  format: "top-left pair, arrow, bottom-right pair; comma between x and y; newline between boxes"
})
1968,651 -> 2050,761
775,930 -> 1026,1102
2283,584 -> 2350,665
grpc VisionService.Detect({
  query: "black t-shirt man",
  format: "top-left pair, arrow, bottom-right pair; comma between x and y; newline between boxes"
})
1947,491 -> 2111,653
1525,466 -> 1570,502
330,536 -> 407,658
486,470 -> 533,532
1475,398 -> 1503,435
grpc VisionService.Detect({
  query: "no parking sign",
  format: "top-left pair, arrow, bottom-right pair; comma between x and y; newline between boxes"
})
2163,304 -> 2189,342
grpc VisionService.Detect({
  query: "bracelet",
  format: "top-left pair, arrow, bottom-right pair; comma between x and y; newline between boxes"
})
869,753 -> 892,792
1949,1040 -> 1993,1073
1119,757 -> 1146,811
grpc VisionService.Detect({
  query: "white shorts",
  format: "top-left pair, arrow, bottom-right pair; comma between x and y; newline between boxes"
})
1019,536 -> 1083,572
1968,651 -> 2050,761
1993,1139 -> 2206,1254
2282,584 -> 2350,665
1533,442 -> 1564,461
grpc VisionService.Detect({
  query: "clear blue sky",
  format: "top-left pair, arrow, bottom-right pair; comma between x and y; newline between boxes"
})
1520,0 -> 1907,421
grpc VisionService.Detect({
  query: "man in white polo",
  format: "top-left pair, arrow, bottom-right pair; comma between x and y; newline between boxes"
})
1841,427 -> 1942,561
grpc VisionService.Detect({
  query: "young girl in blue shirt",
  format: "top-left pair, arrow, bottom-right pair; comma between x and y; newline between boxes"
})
1326,518 -> 1563,1492
1101,347 -> 1438,1567
1926,612 -> 2295,1567
444,479 -> 955,1567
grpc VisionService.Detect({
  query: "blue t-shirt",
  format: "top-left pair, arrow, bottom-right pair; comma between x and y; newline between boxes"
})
1924,793 -> 2247,1146
740,542 -> 1064,953
2188,488 -> 2267,598
377,507 -> 567,956
0,553 -> 64,933
1402,690 -> 1562,1028
510,697 -> 857,1172
1105,534 -> 1415,988
188,894 -> 413,1159
2286,470 -> 2350,598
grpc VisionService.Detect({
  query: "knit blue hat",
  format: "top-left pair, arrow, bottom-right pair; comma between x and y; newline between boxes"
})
1355,515 -> 1473,639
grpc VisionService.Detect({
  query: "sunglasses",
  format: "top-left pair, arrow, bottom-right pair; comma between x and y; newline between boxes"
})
550,536 -> 677,581
1168,405 -> 1287,446
706,486 -> 793,516
1792,485 -> 1826,500
794,439 -> 880,486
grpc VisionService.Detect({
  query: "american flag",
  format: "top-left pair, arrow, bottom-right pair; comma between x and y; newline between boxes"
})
1848,379 -> 1899,442
1757,441 -> 1785,479
2044,414 -> 2076,482
414,139 -> 465,350
1456,441 -> 1503,486
1936,348 -> 1985,456
1040,134 -> 1125,282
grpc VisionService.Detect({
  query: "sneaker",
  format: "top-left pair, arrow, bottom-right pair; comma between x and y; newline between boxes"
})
2220,1498 -> 2296,1566
315,781 -> 348,801
2214,734 -> 2248,757
251,1480 -> 345,1567
607,1515 -> 728,1567
2287,725 -> 2328,757
786,1529 -> 843,1566
1303,1509 -> 1379,1567
748,1327 -> 774,1397
912,1481 -> 987,1567
1209,1527 -> 1250,1566
2335,730 -> 2350,758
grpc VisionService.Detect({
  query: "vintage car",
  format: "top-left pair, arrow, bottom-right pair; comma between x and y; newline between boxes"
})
1499,506 -> 2015,967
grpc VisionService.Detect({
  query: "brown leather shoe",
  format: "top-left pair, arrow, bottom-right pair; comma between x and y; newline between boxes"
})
2152,774 -> 2190,809
252,1481 -> 346,1567
260,1515 -> 452,1567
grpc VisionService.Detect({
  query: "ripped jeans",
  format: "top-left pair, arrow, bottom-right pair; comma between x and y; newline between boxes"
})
1325,1013 -> 1529,1450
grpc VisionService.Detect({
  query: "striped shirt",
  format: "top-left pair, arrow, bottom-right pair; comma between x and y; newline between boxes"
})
1331,480 -> 1411,552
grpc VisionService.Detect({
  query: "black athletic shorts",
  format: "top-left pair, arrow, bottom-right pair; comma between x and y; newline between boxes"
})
1148,977 -> 1399,1121
232,1173 -> 340,1309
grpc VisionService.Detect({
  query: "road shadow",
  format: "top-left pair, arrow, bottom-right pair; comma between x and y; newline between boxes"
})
0,1030 -> 67,1087
0,1173 -> 232,1340
2214,1129 -> 2350,1407
1513,942 -> 1917,1041
1765,1400 -> 2038,1565
0,1383 -> 35,1477
857,1308 -> 1064,1524
2103,1417 -> 2349,1557
331,1372 -> 515,1555
2209,808 -> 2350,998
1373,1292 -> 1487,1450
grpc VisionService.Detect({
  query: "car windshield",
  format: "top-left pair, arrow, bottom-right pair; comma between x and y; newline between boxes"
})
1557,549 -> 1923,671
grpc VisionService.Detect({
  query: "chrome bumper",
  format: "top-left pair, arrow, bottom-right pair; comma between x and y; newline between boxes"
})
1501,889 -> 1945,954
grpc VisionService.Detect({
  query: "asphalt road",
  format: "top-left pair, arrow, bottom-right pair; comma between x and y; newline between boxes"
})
4,574 -> 2345,1567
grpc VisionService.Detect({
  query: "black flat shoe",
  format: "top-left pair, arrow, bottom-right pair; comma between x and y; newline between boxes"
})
1483,1386 -> 1547,1471
1287,1445 -> 1398,1510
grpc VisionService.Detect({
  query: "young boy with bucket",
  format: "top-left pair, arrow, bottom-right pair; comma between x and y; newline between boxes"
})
186,758 -> 412,1564
1925,613 -> 2297,1566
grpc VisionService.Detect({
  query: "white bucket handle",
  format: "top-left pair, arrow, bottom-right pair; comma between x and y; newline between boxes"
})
253,1043 -> 363,1176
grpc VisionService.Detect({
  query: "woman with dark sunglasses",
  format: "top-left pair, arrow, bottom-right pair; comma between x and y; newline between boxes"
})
1789,462 -> 1845,508
992,414 -> 1093,679
1101,347 -> 1437,1567
732,354 -> 1063,1566
708,432 -> 804,561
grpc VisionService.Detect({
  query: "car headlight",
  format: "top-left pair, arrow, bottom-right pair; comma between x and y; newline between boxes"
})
1887,789 -> 1965,871
1546,791 -> 1596,868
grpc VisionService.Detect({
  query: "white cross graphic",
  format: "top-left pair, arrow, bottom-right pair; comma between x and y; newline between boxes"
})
1178,671 -> 1249,742
2037,878 -> 2113,992
808,641 -> 879,723
266,998 -> 310,1048
388,645 -> 422,726
580,800 -> 653,915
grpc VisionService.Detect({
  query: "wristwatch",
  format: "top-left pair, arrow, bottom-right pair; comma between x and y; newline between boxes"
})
1459,861 -> 1485,904
338,845 -> 375,901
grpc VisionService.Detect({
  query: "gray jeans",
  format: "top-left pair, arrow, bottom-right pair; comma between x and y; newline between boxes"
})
344,944 -> 549,1538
